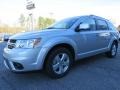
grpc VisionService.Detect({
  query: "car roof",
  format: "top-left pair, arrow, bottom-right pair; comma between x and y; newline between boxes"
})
64,15 -> 110,23
89,15 -> 109,22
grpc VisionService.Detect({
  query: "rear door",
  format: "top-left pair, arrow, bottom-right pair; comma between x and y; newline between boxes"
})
95,19 -> 111,49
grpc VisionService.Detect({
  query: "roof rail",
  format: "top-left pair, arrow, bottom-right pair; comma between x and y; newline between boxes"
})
89,15 -> 108,21
89,15 -> 98,17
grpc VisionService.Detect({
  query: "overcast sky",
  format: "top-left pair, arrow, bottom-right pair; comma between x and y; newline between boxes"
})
0,0 -> 120,26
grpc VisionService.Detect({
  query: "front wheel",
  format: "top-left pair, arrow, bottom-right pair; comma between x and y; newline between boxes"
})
45,47 -> 73,79
106,42 -> 118,58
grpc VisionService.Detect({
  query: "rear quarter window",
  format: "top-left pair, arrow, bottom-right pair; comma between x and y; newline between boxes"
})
96,19 -> 108,30
107,21 -> 117,31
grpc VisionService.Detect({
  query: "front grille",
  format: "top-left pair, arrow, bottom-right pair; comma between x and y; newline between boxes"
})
7,39 -> 16,49
4,57 -> 12,70
8,44 -> 15,49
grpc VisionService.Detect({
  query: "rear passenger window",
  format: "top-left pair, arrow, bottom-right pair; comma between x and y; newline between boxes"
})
96,19 -> 108,30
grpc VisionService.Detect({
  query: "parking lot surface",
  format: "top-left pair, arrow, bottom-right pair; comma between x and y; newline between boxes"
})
0,42 -> 120,90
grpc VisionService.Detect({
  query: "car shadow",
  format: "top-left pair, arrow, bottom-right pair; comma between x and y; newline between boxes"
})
9,53 -> 106,79
73,54 -> 106,68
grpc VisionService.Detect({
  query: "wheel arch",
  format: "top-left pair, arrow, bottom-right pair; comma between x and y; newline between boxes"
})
113,40 -> 118,48
43,43 -> 76,69
108,36 -> 119,49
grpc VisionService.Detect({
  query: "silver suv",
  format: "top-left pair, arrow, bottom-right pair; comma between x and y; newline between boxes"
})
3,15 -> 119,78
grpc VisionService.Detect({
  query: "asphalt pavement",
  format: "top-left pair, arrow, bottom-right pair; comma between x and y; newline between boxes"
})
0,42 -> 120,90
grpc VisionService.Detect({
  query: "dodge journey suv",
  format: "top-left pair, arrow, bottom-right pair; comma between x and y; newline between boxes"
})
3,15 -> 119,78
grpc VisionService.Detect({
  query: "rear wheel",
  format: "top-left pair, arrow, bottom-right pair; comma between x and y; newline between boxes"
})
106,42 -> 118,58
45,47 -> 73,79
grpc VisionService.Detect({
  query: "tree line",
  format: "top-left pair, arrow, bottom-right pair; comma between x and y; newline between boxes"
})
19,14 -> 55,31
0,14 -> 56,34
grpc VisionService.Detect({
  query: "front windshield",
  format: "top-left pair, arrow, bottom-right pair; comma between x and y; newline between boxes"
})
47,17 -> 79,29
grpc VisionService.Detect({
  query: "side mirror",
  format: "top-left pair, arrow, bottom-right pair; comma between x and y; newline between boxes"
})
79,23 -> 90,30
75,23 -> 90,32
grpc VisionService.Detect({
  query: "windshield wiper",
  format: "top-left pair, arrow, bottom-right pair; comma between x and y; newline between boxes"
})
47,27 -> 55,29
47,27 -> 67,29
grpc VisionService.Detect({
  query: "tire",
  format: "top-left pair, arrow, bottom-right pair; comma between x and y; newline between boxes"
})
106,42 -> 118,58
45,47 -> 73,79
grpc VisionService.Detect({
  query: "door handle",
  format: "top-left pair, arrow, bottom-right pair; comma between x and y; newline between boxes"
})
99,33 -> 110,37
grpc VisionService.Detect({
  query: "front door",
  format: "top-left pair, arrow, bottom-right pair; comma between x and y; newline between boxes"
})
74,17 -> 98,56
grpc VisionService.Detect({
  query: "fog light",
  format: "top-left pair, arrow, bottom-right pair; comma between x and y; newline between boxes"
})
13,62 -> 24,70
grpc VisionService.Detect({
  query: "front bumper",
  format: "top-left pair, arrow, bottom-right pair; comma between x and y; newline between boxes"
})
3,47 -> 48,72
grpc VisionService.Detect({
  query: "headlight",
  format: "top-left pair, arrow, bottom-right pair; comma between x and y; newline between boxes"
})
15,39 -> 41,48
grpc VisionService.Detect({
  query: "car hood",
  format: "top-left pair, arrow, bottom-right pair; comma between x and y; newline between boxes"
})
10,29 -> 67,39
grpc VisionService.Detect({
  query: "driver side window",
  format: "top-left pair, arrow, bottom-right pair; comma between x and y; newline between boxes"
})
77,17 -> 96,31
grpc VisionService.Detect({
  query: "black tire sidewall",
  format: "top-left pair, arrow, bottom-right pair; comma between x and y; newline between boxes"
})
45,47 -> 73,78
111,43 -> 117,57
107,43 -> 118,58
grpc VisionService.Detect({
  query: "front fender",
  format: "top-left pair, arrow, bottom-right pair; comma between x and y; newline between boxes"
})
42,36 -> 77,54
37,36 -> 77,69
